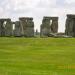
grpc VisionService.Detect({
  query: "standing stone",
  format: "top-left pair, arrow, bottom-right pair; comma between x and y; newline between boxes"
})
40,17 -> 51,37
40,16 -> 58,37
51,17 -> 58,33
0,21 -> 2,36
35,29 -> 39,35
65,14 -> 75,37
0,19 -> 12,37
5,19 -> 13,36
0,20 -> 4,36
19,17 -> 34,37
13,21 -> 22,37
1,20 -> 5,36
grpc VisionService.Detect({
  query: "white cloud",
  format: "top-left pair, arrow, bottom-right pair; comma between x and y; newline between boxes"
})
65,0 -> 75,4
37,0 -> 57,8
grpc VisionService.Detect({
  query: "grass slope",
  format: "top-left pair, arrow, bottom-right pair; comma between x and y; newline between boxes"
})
0,38 -> 75,75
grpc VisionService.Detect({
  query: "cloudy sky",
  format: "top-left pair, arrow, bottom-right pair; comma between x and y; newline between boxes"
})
0,0 -> 75,32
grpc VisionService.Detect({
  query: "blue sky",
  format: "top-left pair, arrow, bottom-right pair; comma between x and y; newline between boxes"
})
0,0 -> 75,32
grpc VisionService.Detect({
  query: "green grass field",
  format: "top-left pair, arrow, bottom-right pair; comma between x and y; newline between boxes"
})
0,38 -> 75,75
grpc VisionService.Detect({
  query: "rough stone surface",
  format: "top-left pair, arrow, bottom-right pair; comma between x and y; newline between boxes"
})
19,17 -> 34,37
5,19 -> 12,36
65,14 -> 75,37
40,17 -> 58,37
13,21 -> 22,37
51,17 -> 58,33
0,19 -> 12,36
40,18 -> 50,37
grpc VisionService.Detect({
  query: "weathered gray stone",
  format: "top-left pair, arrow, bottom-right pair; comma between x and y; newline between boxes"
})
0,21 -> 2,36
13,21 -> 22,37
40,16 -> 58,37
0,19 -> 12,37
0,20 -> 4,36
5,19 -> 13,36
19,17 -> 34,37
40,17 -> 51,37
65,14 -> 75,37
51,17 -> 58,33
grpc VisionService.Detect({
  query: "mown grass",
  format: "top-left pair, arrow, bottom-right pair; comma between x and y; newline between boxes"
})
0,38 -> 75,75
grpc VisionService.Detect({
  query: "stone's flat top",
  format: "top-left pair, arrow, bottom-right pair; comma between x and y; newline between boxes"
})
67,14 -> 75,18
19,17 -> 33,20
43,16 -> 58,20
0,19 -> 11,22
44,16 -> 58,18
67,14 -> 75,16
0,18 -> 11,21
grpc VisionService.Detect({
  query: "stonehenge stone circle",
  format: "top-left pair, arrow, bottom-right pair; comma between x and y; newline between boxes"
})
0,15 -> 75,38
